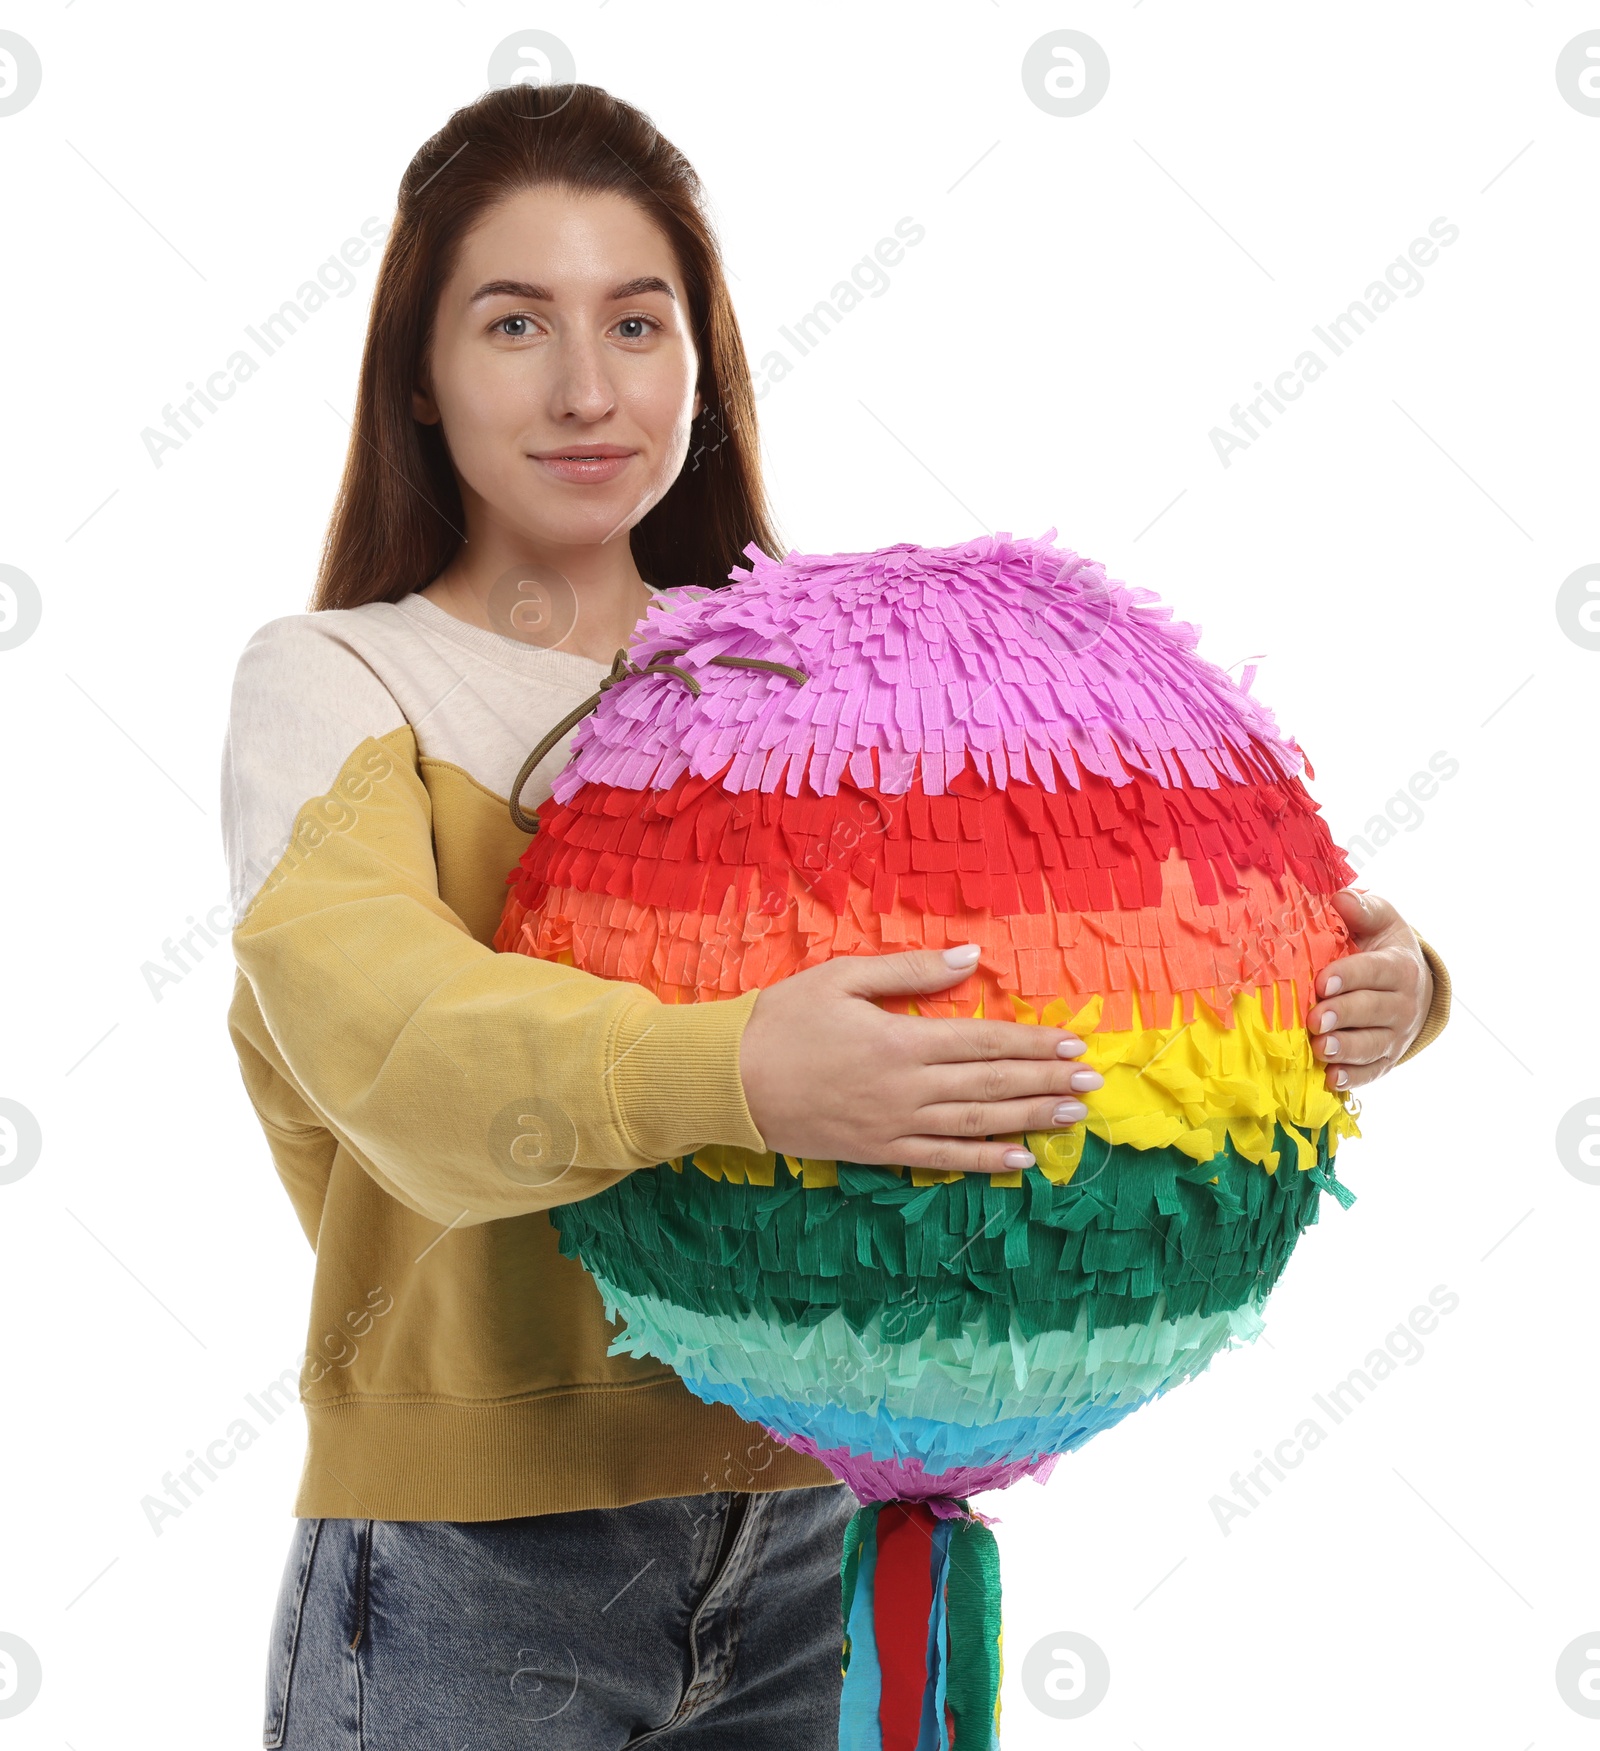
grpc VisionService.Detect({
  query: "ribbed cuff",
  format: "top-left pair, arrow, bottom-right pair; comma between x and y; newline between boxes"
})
608,988 -> 766,1161
1397,934 -> 1452,1066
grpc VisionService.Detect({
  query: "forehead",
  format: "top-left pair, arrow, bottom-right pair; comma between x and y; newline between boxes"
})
452,185 -> 684,291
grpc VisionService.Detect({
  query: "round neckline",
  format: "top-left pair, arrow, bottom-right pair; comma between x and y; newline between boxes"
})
393,588 -> 632,683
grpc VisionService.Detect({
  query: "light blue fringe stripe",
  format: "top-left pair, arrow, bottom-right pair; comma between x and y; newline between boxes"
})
677,1372 -> 1172,1469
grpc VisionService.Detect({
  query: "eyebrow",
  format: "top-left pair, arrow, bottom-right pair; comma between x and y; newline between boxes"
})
468,275 -> 677,304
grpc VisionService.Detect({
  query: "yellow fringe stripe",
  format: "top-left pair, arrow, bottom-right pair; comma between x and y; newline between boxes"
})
677,986 -> 1357,1193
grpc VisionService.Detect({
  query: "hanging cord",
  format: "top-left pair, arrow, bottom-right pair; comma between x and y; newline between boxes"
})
508,649 -> 809,833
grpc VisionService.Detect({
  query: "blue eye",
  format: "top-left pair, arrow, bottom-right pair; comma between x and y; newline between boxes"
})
498,315 -> 532,338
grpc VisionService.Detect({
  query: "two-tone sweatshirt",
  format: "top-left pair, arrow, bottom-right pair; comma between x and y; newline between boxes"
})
219,588 -> 1454,1523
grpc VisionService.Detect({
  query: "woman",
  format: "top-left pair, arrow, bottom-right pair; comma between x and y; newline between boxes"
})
222,82 -> 1450,1749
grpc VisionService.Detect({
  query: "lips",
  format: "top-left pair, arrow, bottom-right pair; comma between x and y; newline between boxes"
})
531,445 -> 635,460
531,448 -> 636,483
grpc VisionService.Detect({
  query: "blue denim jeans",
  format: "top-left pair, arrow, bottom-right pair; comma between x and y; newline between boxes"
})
263,1483 -> 859,1749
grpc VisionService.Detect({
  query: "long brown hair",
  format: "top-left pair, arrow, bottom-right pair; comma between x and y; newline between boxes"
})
312,82 -> 781,611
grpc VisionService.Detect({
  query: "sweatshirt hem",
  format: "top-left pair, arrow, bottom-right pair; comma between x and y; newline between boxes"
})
292,1377 -> 846,1520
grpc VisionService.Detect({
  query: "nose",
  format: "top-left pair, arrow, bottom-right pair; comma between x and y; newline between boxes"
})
546,326 -> 616,425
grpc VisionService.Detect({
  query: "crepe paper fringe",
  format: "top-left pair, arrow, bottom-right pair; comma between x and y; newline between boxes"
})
841,1501 -> 1003,1751
547,1128 -> 1353,1346
597,1302 -> 1258,1466
504,858 -> 1356,1045
584,1282 -> 1267,1430
792,1440 -> 1059,1509
552,532 -> 1308,805
693,1368 -> 1185,1470
840,1507 -> 886,1749
507,748 -> 1354,926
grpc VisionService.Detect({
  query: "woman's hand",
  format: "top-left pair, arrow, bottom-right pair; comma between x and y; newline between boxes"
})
1311,890 -> 1434,1092
739,945 -> 1103,1174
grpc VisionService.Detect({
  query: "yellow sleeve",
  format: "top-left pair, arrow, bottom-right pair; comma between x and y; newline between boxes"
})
1395,934 -> 1451,1066
228,722 -> 765,1230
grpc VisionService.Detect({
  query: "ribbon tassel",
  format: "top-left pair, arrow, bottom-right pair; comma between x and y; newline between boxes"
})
841,1500 -> 1004,1751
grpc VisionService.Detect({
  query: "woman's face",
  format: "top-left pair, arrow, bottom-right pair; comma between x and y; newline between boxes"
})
414,184 -> 701,552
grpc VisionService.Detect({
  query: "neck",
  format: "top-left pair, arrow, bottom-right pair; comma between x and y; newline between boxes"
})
421,521 -> 655,665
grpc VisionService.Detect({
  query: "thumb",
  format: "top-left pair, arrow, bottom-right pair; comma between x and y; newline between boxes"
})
1332,886 -> 1394,942
830,944 -> 982,1001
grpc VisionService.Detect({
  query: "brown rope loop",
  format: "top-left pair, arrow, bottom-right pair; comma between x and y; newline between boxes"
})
508,646 -> 808,833
709,655 -> 810,685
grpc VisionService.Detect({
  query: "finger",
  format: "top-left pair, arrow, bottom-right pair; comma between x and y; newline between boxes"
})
1311,1025 -> 1397,1070
1308,990 -> 1407,1037
892,1135 -> 1041,1175
1323,1058 -> 1389,1093
915,1095 -> 1091,1137
829,945 -> 985,1001
1316,948 -> 1408,1001
902,1014 -> 1088,1064
917,1057 -> 1103,1106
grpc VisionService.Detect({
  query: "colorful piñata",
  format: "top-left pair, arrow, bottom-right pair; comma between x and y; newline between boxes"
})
495,532 -> 1362,1750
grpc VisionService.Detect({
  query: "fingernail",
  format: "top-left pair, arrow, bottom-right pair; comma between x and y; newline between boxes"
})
1335,1069 -> 1349,1087
1069,1069 -> 1102,1091
1322,1036 -> 1339,1055
942,945 -> 981,969
1052,1101 -> 1087,1125
1319,1010 -> 1337,1033
1002,1148 -> 1035,1168
1054,1037 -> 1086,1058
1324,975 -> 1342,995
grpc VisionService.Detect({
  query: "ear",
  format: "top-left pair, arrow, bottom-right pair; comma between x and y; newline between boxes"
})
691,388 -> 704,422
411,357 -> 435,421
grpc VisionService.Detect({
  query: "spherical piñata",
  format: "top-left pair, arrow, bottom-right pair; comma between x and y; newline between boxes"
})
495,532 -> 1362,1751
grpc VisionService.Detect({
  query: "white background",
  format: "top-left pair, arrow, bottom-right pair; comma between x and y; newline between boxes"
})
1,3 -> 1596,1745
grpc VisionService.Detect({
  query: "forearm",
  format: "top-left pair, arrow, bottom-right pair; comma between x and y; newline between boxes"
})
228,722 -> 763,1229
233,878 -> 761,1226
